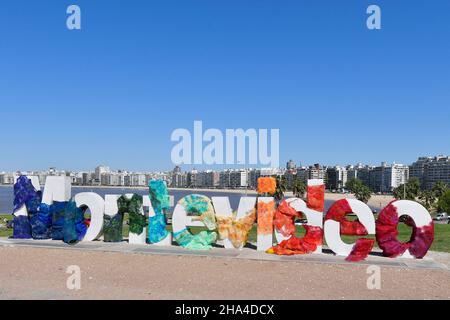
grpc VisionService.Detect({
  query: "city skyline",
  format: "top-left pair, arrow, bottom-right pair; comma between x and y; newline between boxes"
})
0,155 -> 446,174
1,155 -> 448,194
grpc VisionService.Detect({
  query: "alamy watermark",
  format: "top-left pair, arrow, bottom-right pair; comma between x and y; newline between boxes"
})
65,4 -> 381,32
367,5 -> 382,30
171,121 -> 279,167
66,5 -> 81,30
366,265 -> 381,290
66,265 -> 81,290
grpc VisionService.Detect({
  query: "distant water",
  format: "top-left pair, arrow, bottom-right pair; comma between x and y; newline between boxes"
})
0,185 -> 341,214
0,186 -> 11,214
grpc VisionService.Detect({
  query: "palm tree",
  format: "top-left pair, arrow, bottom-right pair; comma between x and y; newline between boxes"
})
393,177 -> 421,200
292,178 -> 306,199
432,181 -> 448,199
416,182 -> 449,210
273,175 -> 287,203
419,190 -> 435,210
437,190 -> 450,213
346,178 -> 372,203
354,185 -> 372,204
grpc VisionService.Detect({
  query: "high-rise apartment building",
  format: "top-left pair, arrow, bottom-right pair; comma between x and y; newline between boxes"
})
409,157 -> 432,187
410,156 -> 450,189
286,160 -> 296,171
248,169 -> 261,189
219,170 -> 231,188
295,167 -> 308,183
0,172 -> 14,184
369,162 -> 409,193
229,170 -> 248,188
95,165 -> 110,183
326,166 -> 347,191
308,164 -> 326,181
204,171 -> 220,188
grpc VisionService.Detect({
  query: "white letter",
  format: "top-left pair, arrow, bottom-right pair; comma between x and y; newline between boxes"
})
212,196 -> 256,249
75,192 -> 104,241
42,176 -> 72,205
324,199 -> 375,257
256,197 -> 275,251
13,176 -> 40,217
105,194 -> 146,244
382,200 -> 433,259
143,196 -> 173,246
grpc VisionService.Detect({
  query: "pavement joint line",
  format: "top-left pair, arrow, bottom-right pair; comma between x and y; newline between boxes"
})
0,238 -> 448,271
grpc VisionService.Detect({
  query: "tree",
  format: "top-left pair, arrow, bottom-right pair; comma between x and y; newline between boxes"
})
273,175 -> 287,203
345,178 -> 372,204
419,190 -> 436,210
393,177 -> 421,200
353,185 -> 372,204
418,182 -> 449,210
432,181 -> 448,199
292,178 -> 306,199
345,178 -> 361,193
437,190 -> 450,213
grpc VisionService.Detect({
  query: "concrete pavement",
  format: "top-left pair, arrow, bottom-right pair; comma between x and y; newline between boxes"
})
0,237 -> 448,271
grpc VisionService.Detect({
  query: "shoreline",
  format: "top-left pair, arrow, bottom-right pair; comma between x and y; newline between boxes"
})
1,185 -> 394,210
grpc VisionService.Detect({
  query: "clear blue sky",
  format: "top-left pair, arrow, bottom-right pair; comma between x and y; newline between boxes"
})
0,0 -> 449,172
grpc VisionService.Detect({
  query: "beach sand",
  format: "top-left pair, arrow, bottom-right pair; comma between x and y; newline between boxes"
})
170,188 -> 394,209
323,193 -> 394,209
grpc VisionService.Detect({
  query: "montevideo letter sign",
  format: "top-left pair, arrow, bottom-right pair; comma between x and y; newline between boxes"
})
9,175 -> 434,262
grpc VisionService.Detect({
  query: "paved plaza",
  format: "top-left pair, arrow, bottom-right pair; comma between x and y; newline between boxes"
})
0,238 -> 449,300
